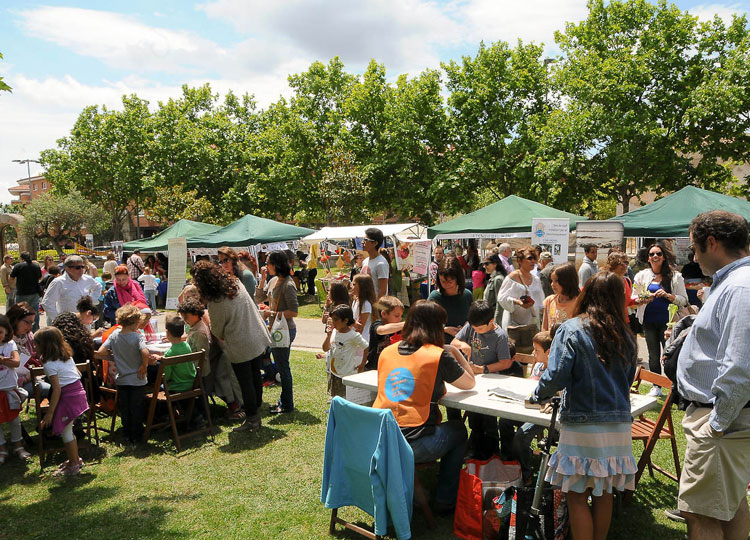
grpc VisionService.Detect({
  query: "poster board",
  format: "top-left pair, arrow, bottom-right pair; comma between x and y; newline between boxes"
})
412,241 -> 432,276
531,218 -> 569,265
574,221 -> 624,270
165,237 -> 188,310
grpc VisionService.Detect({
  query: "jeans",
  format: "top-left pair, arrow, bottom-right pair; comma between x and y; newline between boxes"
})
272,326 -> 296,410
467,412 -> 499,459
231,354 -> 264,417
5,289 -> 15,310
144,289 -> 157,311
409,419 -> 468,506
23,379 -> 50,401
15,293 -> 40,331
117,384 -> 145,443
513,422 -> 552,481
643,321 -> 667,375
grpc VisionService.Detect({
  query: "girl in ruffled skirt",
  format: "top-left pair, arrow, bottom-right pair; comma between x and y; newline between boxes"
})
532,271 -> 638,540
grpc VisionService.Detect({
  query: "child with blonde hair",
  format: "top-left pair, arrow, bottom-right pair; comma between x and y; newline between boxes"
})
36,326 -> 89,475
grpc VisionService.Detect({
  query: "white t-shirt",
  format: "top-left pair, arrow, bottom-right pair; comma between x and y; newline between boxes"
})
361,254 -> 389,295
43,358 -> 81,387
328,329 -> 369,378
0,340 -> 18,390
352,299 -> 372,347
138,274 -> 158,291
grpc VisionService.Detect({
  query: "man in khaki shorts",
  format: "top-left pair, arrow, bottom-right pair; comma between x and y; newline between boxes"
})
677,210 -> 750,540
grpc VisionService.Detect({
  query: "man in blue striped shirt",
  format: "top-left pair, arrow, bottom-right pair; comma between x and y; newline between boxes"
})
677,210 -> 750,539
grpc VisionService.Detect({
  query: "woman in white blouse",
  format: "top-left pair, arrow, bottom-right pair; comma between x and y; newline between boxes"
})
498,246 -> 545,329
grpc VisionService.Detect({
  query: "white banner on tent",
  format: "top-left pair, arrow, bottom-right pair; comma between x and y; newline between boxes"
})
432,231 -> 532,241
166,238 -> 188,310
260,242 -> 293,252
412,241 -> 432,275
531,218 -> 570,265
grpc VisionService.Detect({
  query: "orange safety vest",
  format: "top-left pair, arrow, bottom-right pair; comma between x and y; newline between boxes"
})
373,343 -> 444,427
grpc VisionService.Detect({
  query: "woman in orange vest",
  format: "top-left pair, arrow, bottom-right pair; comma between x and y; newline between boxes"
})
373,300 -> 475,513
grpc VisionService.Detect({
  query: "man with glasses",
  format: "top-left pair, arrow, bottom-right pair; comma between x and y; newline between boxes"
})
41,255 -> 102,324
677,210 -> 750,540
577,244 -> 598,286
360,228 -> 389,300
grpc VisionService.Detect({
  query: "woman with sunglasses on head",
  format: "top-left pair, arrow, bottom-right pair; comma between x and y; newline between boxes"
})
632,241 -> 687,396
498,246 -> 546,330
217,247 -> 256,299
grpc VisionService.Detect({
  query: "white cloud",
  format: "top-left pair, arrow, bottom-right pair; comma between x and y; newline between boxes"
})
689,3 -> 747,23
198,0 -> 461,73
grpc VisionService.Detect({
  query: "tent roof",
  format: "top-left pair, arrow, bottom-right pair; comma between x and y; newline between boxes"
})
302,223 -> 425,243
123,219 -> 222,252
609,186 -> 750,237
428,195 -> 588,239
187,214 -> 315,248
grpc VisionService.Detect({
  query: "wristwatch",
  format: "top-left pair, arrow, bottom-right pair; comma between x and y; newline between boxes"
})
483,365 -> 489,374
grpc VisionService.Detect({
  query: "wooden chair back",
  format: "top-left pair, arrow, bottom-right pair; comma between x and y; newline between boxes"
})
29,360 -> 99,469
629,366 -> 681,495
142,350 -> 214,451
92,356 -> 118,435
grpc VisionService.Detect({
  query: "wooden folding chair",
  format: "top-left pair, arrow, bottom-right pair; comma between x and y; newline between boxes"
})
631,367 -> 681,486
29,361 -> 100,469
142,350 -> 214,451
92,357 -> 118,436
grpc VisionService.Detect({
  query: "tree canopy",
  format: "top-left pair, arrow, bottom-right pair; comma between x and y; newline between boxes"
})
37,1 -> 750,231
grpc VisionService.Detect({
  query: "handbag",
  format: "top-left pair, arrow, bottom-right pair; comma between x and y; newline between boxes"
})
454,456 -> 521,540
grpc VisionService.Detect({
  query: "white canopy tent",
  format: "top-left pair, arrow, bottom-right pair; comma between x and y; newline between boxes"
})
301,223 -> 427,244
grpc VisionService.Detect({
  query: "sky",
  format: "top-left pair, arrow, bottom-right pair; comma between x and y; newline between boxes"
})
1,0 -> 748,203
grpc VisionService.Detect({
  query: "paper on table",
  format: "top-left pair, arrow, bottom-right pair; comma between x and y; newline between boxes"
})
488,387 -> 528,402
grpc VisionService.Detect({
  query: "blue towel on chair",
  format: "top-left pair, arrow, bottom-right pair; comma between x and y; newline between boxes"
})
321,396 -> 414,540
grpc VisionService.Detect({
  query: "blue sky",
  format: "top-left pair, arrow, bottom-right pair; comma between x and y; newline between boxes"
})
1,0 -> 748,202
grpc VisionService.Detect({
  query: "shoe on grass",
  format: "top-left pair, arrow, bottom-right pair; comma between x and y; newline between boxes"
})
664,508 -> 685,523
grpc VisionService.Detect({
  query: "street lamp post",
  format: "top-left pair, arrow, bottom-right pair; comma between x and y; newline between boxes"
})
12,158 -> 40,203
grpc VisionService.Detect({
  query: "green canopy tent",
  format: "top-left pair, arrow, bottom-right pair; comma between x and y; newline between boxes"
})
123,219 -> 222,252
609,186 -> 750,237
428,195 -> 588,239
187,214 -> 315,248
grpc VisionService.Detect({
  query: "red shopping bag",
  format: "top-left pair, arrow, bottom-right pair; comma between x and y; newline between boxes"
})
454,456 -> 521,540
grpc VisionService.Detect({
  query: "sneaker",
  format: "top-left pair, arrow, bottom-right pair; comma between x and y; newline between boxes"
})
647,386 -> 663,397
232,413 -> 261,432
664,508 -> 685,523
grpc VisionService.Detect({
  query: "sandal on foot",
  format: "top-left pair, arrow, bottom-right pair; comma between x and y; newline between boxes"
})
53,461 -> 82,477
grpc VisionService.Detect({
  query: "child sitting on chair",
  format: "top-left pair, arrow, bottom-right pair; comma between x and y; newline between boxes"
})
152,315 -> 195,393
322,305 -> 368,398
451,301 -> 521,459
95,304 -> 151,445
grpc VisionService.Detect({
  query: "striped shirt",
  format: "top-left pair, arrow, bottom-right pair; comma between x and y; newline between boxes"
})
677,256 -> 750,432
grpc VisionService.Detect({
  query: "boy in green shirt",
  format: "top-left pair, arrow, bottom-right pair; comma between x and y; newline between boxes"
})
158,314 -> 195,392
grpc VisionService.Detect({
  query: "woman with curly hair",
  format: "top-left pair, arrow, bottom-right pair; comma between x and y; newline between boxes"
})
191,260 -> 271,432
51,311 -> 96,365
217,246 -> 257,298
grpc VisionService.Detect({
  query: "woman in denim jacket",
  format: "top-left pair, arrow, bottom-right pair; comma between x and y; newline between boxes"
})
532,271 -> 638,540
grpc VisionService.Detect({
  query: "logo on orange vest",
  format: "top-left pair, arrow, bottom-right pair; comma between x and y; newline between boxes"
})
384,367 -> 415,402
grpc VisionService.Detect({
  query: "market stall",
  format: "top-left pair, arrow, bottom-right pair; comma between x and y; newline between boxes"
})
187,214 -> 315,252
123,219 -> 222,253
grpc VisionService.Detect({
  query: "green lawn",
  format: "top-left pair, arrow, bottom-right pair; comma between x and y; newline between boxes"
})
1,352 -> 698,539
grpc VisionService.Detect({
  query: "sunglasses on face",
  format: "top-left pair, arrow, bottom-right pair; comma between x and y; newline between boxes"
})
68,265 -> 85,270
524,256 -> 537,261
649,252 -> 663,258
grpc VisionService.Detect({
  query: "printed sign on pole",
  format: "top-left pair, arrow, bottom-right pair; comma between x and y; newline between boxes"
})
531,218 -> 570,265
165,237 -> 188,310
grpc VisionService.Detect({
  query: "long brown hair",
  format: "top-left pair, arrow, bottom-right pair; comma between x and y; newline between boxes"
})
353,274 -> 376,307
552,264 -> 579,299
647,240 -> 675,293
402,300 -> 447,348
572,271 -> 636,366
34,326 -> 73,363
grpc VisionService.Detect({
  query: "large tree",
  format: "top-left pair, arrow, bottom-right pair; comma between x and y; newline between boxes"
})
546,0 -> 750,214
442,40 -> 552,209
20,190 -> 109,255
40,95 -> 152,238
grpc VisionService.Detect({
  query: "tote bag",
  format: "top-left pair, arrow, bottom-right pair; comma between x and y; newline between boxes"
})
270,313 -> 290,348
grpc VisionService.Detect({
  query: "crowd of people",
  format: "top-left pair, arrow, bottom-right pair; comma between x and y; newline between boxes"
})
1,210 -> 748,540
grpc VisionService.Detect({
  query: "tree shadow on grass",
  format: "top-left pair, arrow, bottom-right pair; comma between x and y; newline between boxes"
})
0,483 -> 188,540
266,410 -> 322,426
218,425 -> 287,454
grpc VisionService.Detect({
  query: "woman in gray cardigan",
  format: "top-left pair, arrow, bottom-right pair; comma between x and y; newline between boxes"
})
191,260 -> 271,432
